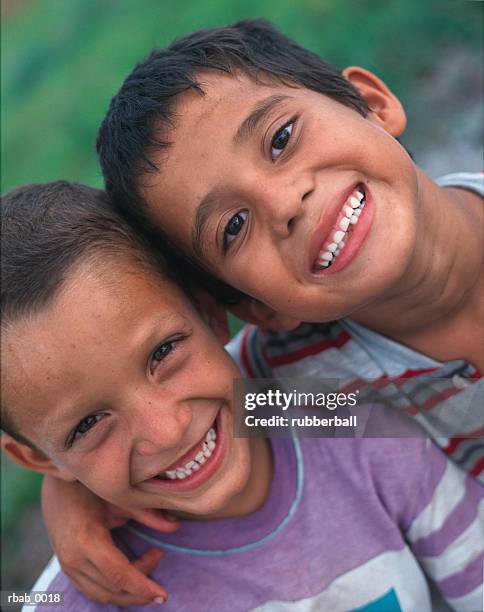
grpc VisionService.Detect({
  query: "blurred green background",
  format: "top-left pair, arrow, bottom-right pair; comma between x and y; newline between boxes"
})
1,0 -> 483,596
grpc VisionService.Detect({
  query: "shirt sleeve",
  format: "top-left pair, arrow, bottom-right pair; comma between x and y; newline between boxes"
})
388,438 -> 484,611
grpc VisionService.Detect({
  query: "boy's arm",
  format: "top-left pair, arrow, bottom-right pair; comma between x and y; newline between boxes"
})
42,476 -> 179,606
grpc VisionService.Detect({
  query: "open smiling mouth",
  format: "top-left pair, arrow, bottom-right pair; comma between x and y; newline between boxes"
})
147,414 -> 222,489
313,184 -> 366,271
157,424 -> 217,481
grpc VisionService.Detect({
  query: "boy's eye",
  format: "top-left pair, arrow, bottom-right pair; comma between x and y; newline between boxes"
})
271,122 -> 294,160
223,210 -> 248,251
68,414 -> 104,446
150,339 -> 178,372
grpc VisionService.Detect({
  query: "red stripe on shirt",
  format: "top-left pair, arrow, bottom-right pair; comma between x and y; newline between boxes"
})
266,331 -> 351,367
469,456 -> 484,478
443,427 -> 484,455
444,437 -> 468,455
398,368 -> 439,379
421,386 -> 462,411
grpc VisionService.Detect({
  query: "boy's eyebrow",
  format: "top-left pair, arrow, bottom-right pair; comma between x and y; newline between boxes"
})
233,94 -> 293,145
192,194 -> 219,259
192,94 -> 293,258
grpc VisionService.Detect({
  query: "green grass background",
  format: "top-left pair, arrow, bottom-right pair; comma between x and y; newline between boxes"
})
2,0 -> 482,192
1,0 -> 482,589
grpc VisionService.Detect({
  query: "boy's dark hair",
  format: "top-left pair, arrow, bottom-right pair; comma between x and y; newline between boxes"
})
96,19 -> 369,304
1,181 -> 177,446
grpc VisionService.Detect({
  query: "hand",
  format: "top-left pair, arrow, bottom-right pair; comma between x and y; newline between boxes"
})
42,476 -> 179,606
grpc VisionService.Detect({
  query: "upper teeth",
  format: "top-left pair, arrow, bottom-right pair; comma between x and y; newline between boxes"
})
315,187 -> 365,269
161,427 -> 217,480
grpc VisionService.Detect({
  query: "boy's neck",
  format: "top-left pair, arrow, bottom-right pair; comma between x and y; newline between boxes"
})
352,169 -> 484,371
175,436 -> 273,522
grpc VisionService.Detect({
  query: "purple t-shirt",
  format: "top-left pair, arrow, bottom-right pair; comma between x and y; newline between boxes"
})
31,436 -> 483,611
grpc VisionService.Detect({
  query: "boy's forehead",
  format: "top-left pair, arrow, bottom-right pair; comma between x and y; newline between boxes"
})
177,71 -> 285,119
164,72 -> 284,162
1,262 -> 196,434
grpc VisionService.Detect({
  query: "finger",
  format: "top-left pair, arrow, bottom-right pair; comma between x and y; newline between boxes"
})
95,546 -> 168,601
68,569 -> 156,606
132,548 -> 165,575
74,566 -> 167,606
67,562 -> 124,595
60,538 -> 167,602
161,510 -> 179,523
115,558 -> 168,601
129,508 -> 180,532
105,505 -> 131,529
108,516 -> 130,529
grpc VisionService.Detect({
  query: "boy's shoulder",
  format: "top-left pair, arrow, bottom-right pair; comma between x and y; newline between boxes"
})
226,316 -> 440,380
435,171 -> 484,195
227,314 -> 483,480
226,320 -> 352,378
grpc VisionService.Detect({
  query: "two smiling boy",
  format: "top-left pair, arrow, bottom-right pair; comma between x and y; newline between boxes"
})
1,18 -> 483,611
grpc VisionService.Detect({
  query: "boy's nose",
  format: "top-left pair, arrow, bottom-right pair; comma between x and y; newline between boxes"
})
132,403 -> 193,456
253,174 -> 313,237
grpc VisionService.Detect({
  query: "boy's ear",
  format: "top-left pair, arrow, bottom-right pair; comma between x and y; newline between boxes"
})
192,289 -> 231,345
1,433 -> 77,482
342,66 -> 407,137
229,299 -> 302,333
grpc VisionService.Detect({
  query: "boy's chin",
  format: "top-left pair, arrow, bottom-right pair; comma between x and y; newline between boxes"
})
170,462 -> 252,519
305,252 -> 415,321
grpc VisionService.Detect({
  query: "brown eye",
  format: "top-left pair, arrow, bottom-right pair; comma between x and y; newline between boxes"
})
152,341 -> 175,363
77,416 -> 98,435
223,210 -> 248,251
271,122 -> 293,160
68,414 -> 104,446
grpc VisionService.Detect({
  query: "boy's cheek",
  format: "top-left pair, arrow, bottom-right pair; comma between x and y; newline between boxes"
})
195,326 -> 241,378
61,451 -> 131,506
74,476 -> 133,510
